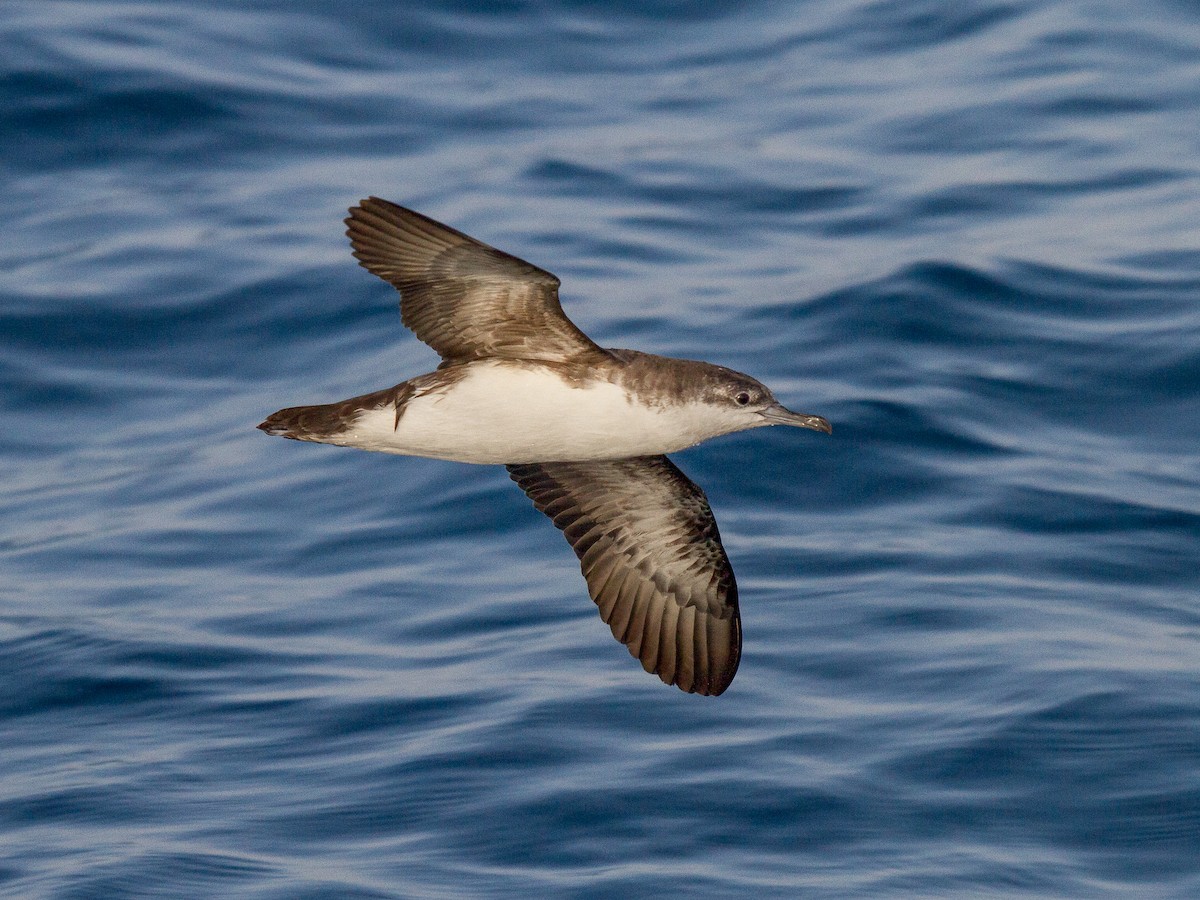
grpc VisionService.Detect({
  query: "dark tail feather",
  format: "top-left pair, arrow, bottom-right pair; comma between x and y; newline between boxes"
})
257,404 -> 340,442
257,383 -> 414,443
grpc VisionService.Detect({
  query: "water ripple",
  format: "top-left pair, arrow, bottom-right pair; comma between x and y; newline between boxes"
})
3,0 -> 1199,896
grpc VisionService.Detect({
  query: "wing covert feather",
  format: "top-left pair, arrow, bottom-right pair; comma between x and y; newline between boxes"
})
345,197 -> 605,363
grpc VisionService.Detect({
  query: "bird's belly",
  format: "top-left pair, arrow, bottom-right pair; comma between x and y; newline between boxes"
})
342,364 -> 706,464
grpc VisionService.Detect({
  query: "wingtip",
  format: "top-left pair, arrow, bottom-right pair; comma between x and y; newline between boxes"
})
345,196 -> 374,229
676,654 -> 739,696
344,195 -> 398,231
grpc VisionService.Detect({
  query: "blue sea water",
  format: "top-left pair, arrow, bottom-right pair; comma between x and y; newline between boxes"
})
3,0 -> 1199,896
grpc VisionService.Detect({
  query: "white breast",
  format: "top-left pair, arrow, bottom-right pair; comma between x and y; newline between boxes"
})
335,361 -> 729,464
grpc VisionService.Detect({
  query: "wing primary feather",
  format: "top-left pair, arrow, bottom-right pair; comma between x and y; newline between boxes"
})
639,597 -> 665,675
675,605 -> 697,694
622,580 -> 654,655
605,574 -> 638,643
657,600 -> 680,688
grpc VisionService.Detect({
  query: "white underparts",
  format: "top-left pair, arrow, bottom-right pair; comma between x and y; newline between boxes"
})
327,361 -> 757,464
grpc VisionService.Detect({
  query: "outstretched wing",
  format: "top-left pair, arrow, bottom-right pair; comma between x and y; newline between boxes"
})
507,456 -> 741,696
345,197 -> 604,363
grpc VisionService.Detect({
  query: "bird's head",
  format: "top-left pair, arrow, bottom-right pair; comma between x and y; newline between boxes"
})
696,366 -> 832,437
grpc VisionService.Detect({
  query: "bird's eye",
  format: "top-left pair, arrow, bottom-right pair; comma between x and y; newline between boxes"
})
734,391 -> 752,406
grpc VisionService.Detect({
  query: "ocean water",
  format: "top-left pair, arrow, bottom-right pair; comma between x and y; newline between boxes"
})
3,1 -> 1199,897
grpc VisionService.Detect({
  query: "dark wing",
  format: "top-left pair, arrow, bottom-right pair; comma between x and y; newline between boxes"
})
507,456 -> 741,696
345,197 -> 605,363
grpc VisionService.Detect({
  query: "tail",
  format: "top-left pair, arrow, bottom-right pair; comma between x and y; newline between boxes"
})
257,383 -> 413,443
257,403 -> 347,443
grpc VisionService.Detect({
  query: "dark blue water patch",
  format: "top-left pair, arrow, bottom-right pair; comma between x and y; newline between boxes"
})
1118,249 -> 1200,273
971,484 -> 1200,536
842,397 -> 1011,457
1041,93 -> 1163,117
788,259 -> 1200,435
526,159 -> 628,196
1,71 -> 235,170
56,851 -> 282,900
903,167 -> 1185,223
0,669 -> 181,722
0,354 -> 109,415
870,603 -> 987,632
527,157 -> 864,224
842,0 -> 1027,53
871,103 -> 1035,156
305,693 -> 498,746
0,624 -> 322,727
886,690 -> 1200,870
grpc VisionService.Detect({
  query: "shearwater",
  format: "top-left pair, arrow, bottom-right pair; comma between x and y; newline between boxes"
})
259,197 -> 831,695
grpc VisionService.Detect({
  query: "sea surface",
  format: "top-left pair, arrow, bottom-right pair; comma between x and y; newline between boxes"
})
3,1 -> 1199,897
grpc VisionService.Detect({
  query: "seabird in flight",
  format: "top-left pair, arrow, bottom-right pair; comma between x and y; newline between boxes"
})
259,198 -> 831,695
